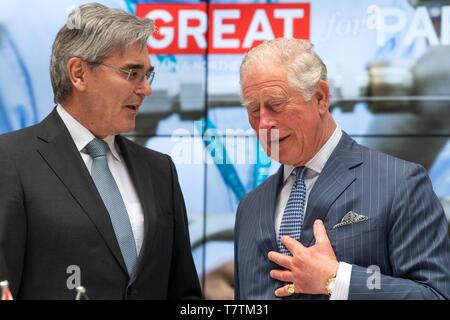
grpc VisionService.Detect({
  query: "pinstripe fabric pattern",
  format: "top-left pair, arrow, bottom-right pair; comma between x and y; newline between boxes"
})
278,167 -> 307,255
85,139 -> 138,276
235,132 -> 450,300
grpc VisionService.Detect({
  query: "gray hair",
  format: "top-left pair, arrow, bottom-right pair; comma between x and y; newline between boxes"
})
240,38 -> 327,102
50,3 -> 154,103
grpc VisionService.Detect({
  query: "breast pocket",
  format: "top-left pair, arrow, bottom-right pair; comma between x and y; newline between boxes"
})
328,220 -> 379,266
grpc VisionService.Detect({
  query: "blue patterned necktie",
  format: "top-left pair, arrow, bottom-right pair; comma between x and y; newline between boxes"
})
278,166 -> 307,255
85,139 -> 138,276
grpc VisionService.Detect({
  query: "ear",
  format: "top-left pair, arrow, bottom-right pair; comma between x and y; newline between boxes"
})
314,80 -> 330,115
67,57 -> 88,93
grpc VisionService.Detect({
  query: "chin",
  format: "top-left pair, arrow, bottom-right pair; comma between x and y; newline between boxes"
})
274,156 -> 288,165
117,122 -> 136,134
274,152 -> 297,165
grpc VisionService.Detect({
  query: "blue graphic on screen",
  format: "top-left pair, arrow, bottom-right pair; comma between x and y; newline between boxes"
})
196,117 -> 246,201
0,0 -> 449,290
0,26 -> 38,134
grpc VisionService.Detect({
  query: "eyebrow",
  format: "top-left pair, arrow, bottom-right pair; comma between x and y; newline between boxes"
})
245,101 -> 259,109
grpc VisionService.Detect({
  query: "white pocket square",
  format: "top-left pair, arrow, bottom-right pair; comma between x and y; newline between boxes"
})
332,211 -> 368,229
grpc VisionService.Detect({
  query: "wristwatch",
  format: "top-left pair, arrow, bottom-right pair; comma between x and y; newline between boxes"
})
325,274 -> 337,296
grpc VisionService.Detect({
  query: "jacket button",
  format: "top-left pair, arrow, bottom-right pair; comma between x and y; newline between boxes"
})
127,287 -> 137,296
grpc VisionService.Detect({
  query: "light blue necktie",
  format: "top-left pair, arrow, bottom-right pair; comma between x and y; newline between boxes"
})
278,166 -> 307,256
85,139 -> 138,276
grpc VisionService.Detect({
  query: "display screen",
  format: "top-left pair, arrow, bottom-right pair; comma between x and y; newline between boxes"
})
1,0 -> 449,298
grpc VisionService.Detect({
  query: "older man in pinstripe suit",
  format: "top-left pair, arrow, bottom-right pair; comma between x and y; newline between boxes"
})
235,38 -> 450,300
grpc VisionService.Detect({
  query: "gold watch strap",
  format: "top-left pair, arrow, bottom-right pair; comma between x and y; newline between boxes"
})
325,274 -> 337,296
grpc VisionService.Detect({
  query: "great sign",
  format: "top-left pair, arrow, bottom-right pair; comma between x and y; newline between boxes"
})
137,3 -> 310,54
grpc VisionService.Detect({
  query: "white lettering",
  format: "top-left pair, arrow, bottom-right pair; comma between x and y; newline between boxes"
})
243,9 -> 275,48
147,10 -> 174,49
214,10 -> 240,48
274,9 -> 304,39
179,10 -> 207,49
368,5 -> 407,46
403,6 -> 439,46
442,6 -> 450,45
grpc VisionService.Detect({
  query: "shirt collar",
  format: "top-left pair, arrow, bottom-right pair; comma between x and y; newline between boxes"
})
283,124 -> 343,183
56,104 -> 121,162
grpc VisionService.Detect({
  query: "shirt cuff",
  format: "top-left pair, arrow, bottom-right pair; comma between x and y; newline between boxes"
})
329,262 -> 352,300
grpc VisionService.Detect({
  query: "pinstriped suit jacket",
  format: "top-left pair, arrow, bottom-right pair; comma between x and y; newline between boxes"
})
235,132 -> 450,300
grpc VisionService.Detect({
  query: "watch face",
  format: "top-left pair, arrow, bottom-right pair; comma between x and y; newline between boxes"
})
326,277 -> 336,296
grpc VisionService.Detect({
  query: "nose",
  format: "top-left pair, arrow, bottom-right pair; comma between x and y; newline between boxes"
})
258,106 -> 276,131
135,80 -> 152,97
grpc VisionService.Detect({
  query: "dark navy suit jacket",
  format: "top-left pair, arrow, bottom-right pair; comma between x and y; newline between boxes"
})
235,132 -> 450,299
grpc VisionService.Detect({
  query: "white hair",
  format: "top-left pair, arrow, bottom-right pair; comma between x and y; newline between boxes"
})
50,3 -> 154,103
240,38 -> 327,102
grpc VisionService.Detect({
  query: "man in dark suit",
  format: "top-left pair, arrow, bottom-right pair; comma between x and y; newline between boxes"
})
235,38 -> 450,299
0,3 -> 201,299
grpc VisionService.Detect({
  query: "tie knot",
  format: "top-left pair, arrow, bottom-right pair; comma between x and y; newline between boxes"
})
294,166 -> 307,180
85,139 -> 109,158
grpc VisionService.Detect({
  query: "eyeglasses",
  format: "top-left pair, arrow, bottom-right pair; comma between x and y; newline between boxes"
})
95,62 -> 155,86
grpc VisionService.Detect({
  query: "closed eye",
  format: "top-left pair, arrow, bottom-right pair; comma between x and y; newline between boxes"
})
248,105 -> 260,117
266,100 -> 285,111
270,104 -> 282,111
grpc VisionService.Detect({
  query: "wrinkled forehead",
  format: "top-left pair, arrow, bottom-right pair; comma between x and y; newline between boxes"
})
241,70 -> 291,105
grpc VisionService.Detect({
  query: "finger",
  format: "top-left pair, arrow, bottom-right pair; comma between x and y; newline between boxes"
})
281,235 -> 305,254
313,220 -> 331,245
269,269 -> 293,283
275,284 -> 296,297
268,251 -> 292,270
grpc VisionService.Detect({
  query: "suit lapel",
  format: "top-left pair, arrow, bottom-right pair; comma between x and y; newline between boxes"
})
301,132 -> 363,247
256,166 -> 284,253
116,136 -> 158,283
36,109 -> 128,274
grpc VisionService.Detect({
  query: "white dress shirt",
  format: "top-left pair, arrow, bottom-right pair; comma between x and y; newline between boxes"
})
274,125 -> 352,300
57,105 -> 144,255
